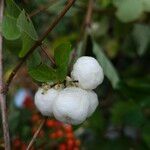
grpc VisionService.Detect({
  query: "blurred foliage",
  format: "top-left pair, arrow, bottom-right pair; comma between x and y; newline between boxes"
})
0,0 -> 150,149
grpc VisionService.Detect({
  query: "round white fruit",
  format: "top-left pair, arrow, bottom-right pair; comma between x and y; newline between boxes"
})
53,87 -> 90,125
71,56 -> 104,90
34,88 -> 59,116
87,91 -> 99,117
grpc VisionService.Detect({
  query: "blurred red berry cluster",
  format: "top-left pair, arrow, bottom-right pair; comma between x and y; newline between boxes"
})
46,120 -> 81,150
11,113 -> 81,150
12,138 -> 34,150
23,96 -> 35,109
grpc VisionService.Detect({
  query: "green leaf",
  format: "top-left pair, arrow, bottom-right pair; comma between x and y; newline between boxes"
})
28,64 -> 57,82
6,0 -> 21,18
4,38 -> 22,55
2,15 -> 21,40
17,10 -> 38,57
143,0 -> 150,12
54,42 -> 72,67
27,50 -> 41,69
27,42 -> 72,83
132,24 -> 150,55
19,33 -> 35,57
93,42 -> 120,89
17,10 -> 38,40
74,33 -> 90,59
3,2 -> 38,57
113,0 -> 143,22
54,42 -> 72,81
75,41 -> 84,59
2,0 -> 21,41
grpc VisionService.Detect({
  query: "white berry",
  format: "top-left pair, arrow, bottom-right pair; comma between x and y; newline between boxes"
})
71,56 -> 104,90
87,91 -> 99,117
34,88 -> 59,116
53,87 -> 90,125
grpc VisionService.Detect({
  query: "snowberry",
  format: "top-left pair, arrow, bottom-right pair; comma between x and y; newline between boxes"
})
87,91 -> 99,117
71,56 -> 104,90
53,87 -> 90,125
34,88 -> 59,116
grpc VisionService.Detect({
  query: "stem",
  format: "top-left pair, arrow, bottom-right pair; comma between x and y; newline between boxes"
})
0,0 -> 11,149
3,0 -> 76,93
84,0 -> 94,28
29,0 -> 57,18
40,45 -> 56,66
26,119 -> 46,150
71,0 -> 95,65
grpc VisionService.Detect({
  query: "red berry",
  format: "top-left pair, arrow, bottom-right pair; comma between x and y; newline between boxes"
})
54,121 -> 62,128
13,139 -> 21,147
49,132 -> 57,139
58,143 -> 66,150
21,143 -> 27,150
63,124 -> 72,133
31,114 -> 40,122
66,139 -> 75,149
46,120 -> 55,127
56,130 -> 64,138
73,147 -> 80,150
23,96 -> 34,109
66,132 -> 74,139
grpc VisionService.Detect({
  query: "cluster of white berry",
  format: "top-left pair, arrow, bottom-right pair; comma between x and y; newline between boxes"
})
34,56 -> 104,125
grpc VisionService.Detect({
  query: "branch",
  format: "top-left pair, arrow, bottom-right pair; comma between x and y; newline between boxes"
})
75,0 -> 94,42
69,0 -> 95,71
84,0 -> 94,28
26,118 -> 46,150
40,45 -> 56,66
29,0 -> 57,18
0,0 -> 11,149
3,0 -> 76,94
77,0 -> 95,43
